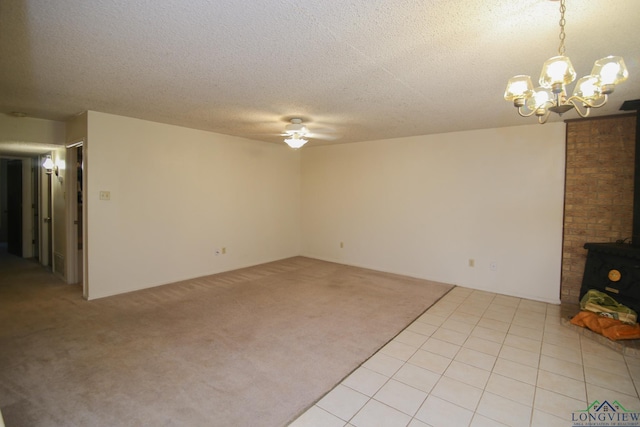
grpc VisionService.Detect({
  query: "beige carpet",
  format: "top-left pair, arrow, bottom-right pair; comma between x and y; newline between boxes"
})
0,252 -> 452,426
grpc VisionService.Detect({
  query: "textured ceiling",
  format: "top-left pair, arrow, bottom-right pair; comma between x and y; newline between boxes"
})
1,0 -> 639,149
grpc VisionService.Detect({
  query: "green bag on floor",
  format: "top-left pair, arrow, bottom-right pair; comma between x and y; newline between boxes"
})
580,289 -> 637,324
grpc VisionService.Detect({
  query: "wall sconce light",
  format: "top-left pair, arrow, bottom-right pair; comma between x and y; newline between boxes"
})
42,155 -> 58,176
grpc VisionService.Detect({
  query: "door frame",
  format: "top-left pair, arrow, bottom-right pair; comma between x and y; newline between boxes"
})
65,140 -> 86,297
38,153 -> 53,268
31,157 -> 40,260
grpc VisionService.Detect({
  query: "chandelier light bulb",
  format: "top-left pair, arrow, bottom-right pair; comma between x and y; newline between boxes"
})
592,56 -> 628,86
504,75 -> 533,101
526,87 -> 554,112
539,56 -> 576,89
600,64 -> 619,85
573,76 -> 602,100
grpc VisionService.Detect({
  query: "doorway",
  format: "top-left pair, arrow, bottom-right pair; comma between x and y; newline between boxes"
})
31,158 -> 40,261
75,146 -> 83,282
1,155 -> 50,265
6,159 -> 22,256
66,142 -> 84,293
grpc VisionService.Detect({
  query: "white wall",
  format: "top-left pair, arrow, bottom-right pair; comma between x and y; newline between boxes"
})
85,111 -> 301,299
301,123 -> 566,303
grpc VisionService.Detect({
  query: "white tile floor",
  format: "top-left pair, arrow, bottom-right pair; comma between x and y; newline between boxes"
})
289,287 -> 640,427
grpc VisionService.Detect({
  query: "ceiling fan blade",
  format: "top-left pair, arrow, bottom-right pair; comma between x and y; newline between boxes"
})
307,132 -> 340,141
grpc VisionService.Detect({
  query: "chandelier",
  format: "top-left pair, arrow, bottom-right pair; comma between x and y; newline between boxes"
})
504,0 -> 628,123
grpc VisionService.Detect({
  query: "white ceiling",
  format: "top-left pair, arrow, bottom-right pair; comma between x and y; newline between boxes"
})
1,0 -> 638,149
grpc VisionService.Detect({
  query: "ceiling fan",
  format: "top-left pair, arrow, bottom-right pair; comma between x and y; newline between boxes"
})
282,118 -> 339,148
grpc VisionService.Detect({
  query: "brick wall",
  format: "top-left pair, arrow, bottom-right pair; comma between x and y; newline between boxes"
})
561,114 -> 637,303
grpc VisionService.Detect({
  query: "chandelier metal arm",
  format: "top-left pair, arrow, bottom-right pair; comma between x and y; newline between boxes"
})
537,110 -> 552,124
516,106 -> 538,118
566,93 -> 609,111
571,104 -> 591,118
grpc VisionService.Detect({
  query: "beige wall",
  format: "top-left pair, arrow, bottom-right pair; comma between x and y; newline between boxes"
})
1,111 -> 570,304
51,148 -> 66,276
85,111 -> 302,299
66,112 -> 88,145
301,123 -> 566,303
0,115 -> 65,144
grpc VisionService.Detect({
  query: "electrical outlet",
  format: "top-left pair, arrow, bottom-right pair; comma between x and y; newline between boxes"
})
99,190 -> 111,201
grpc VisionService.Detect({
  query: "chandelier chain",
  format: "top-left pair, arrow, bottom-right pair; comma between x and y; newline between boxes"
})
558,0 -> 566,56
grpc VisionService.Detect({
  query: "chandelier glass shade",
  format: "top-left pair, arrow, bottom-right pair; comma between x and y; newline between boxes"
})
504,0 -> 628,123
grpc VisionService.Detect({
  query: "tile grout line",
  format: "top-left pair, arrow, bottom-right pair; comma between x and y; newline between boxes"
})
432,290 -> 499,426
473,295 -> 526,427
529,303 -> 552,427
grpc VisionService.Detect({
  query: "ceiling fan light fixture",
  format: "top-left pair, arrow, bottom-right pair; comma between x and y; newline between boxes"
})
504,0 -> 628,123
284,118 -> 308,136
284,133 -> 307,149
283,118 -> 309,148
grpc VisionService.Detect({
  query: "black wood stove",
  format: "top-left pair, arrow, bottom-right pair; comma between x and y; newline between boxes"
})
579,101 -> 640,313
581,242 -> 640,313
